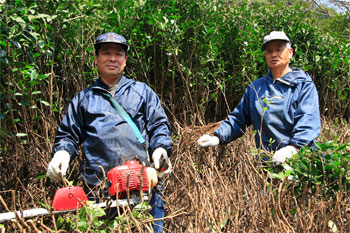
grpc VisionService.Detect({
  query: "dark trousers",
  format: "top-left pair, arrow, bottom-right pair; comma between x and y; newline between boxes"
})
149,189 -> 164,233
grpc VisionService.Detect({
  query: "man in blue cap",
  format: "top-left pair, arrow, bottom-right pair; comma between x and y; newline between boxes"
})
47,32 -> 172,232
197,31 -> 321,164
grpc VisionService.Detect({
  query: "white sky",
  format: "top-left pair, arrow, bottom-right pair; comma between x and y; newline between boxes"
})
320,0 -> 346,12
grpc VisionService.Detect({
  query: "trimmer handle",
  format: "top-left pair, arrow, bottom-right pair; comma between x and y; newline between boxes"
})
159,155 -> 169,172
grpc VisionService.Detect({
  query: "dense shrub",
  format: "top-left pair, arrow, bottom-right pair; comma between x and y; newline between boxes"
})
0,0 -> 349,231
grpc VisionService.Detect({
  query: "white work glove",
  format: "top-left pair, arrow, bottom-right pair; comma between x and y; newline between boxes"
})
272,145 -> 298,165
197,134 -> 220,147
47,150 -> 70,182
152,147 -> 172,178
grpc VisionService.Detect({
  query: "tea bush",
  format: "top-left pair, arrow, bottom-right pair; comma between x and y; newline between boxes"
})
269,139 -> 350,197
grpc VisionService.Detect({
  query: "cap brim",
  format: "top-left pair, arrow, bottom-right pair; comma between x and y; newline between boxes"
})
94,42 -> 128,52
262,39 -> 290,50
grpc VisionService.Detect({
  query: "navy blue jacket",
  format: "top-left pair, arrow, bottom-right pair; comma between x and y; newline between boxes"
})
214,68 -> 321,151
52,76 -> 172,186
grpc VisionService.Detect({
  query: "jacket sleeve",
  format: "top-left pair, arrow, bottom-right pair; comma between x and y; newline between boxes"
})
144,87 -> 172,156
214,88 -> 252,144
52,94 -> 85,159
289,81 -> 321,148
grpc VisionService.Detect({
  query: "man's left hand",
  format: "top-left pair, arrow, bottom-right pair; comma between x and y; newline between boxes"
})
272,145 -> 298,165
152,147 -> 172,178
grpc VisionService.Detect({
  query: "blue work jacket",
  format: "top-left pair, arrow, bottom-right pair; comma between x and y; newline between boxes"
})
52,76 -> 172,186
214,68 -> 321,151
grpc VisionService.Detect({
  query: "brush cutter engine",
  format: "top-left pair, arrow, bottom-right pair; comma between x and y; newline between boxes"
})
0,160 -> 158,221
107,160 -> 157,198
51,160 -> 157,211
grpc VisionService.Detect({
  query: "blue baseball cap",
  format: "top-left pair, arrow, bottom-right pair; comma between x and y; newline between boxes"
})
94,32 -> 128,53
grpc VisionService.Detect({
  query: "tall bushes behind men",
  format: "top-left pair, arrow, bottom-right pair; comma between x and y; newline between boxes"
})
0,0 -> 349,150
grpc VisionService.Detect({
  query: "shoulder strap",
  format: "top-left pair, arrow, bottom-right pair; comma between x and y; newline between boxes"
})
101,92 -> 145,144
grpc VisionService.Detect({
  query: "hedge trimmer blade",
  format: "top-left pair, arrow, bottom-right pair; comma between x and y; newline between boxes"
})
0,193 -> 148,223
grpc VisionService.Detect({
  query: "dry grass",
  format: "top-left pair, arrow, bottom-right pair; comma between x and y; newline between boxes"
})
163,118 -> 350,233
0,117 -> 349,232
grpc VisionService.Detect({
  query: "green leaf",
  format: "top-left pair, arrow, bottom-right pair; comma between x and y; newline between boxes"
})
37,13 -> 50,18
12,40 -> 21,49
40,100 -> 50,106
10,15 -> 26,24
134,201 -> 151,211
27,15 -> 36,21
37,40 -> 45,48
337,144 -> 348,151
35,172 -> 47,179
332,161 -> 341,166
0,50 -> 6,57
30,70 -> 38,80
16,133 -> 27,137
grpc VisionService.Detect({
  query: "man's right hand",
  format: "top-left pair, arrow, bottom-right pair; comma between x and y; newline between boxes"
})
197,134 -> 220,147
272,145 -> 298,165
47,150 -> 70,182
152,147 -> 172,178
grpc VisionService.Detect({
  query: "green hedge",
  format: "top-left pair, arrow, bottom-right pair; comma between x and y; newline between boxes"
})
1,0 -> 349,136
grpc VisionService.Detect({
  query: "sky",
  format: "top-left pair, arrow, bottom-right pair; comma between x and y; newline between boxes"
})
320,0 -> 347,12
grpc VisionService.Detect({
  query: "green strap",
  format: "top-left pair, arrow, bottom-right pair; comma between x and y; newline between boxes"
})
101,92 -> 145,144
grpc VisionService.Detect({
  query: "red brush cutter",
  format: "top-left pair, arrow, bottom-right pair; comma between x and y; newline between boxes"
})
0,160 -> 157,222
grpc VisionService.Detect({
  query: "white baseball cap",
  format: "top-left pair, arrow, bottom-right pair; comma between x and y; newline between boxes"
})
262,31 -> 291,49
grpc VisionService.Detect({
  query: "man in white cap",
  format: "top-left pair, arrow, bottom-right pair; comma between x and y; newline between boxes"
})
198,31 -> 321,165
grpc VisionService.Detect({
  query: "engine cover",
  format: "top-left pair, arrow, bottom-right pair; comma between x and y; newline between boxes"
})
107,160 -> 150,198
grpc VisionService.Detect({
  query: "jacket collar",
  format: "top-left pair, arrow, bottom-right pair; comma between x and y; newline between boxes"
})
266,67 -> 308,87
93,75 -> 135,95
